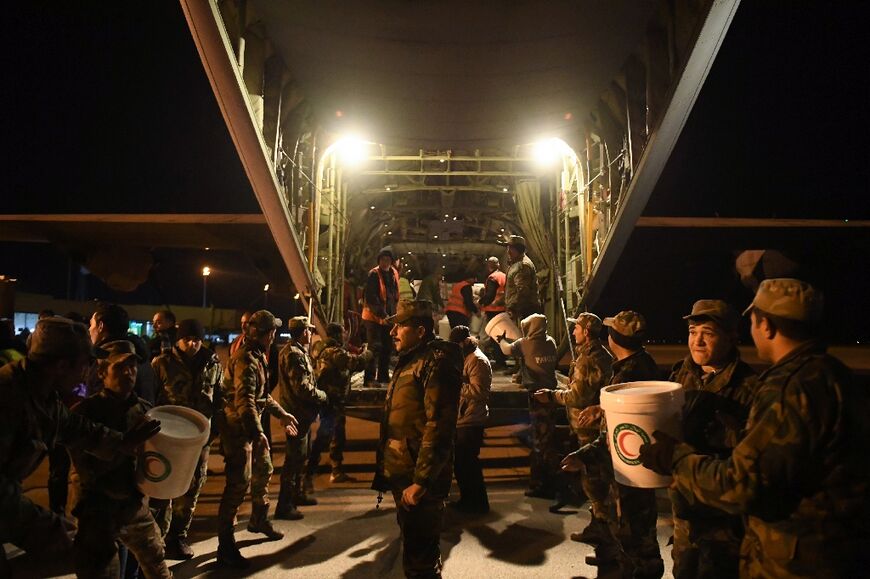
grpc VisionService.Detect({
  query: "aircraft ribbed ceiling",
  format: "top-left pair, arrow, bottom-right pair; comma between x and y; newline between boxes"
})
252,0 -> 657,148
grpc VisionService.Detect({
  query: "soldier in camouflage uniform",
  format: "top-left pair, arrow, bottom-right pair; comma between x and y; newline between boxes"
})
498,313 -> 559,498
642,279 -> 870,578
151,319 -> 223,560
275,316 -> 328,519
307,322 -> 373,483
502,235 -> 540,320
69,340 -> 171,579
534,313 -> 613,515
666,300 -> 756,579
0,318 -> 159,575
562,311 -> 663,578
217,310 -> 299,569
373,300 -> 462,579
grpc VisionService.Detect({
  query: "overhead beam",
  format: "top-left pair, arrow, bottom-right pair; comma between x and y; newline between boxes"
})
636,216 -> 870,228
179,0 -> 325,334
0,213 -> 267,224
582,0 -> 742,307
361,185 -> 512,194
360,170 -> 536,177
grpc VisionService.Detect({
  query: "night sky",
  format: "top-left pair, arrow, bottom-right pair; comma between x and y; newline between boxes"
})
2,2 -> 868,341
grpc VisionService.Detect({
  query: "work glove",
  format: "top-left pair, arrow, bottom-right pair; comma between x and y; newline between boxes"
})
638,430 -> 679,475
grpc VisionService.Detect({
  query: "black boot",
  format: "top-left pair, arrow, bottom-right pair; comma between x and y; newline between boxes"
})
164,534 -> 194,560
217,530 -> 249,569
274,489 -> 304,520
246,503 -> 284,540
294,475 -> 318,506
571,516 -> 613,545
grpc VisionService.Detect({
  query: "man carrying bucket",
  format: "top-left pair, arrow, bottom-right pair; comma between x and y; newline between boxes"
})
640,279 -> 870,577
665,300 -> 756,579
497,313 -> 559,499
152,318 -> 224,560
275,316 -> 328,519
217,310 -> 299,569
477,256 -> 508,370
0,318 -> 160,576
69,340 -> 171,579
561,310 -> 663,578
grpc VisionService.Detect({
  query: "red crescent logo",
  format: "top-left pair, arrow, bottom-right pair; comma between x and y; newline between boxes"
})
617,430 -> 640,459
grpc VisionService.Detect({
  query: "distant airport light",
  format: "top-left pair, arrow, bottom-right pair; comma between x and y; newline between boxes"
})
202,266 -> 211,277
263,284 -> 269,292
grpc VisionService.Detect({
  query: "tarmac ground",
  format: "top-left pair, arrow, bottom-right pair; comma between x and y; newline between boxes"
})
11,378 -> 676,578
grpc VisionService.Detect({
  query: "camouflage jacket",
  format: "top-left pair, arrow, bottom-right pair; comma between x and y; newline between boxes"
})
277,340 -> 327,431
668,350 -> 756,523
554,339 -> 613,437
69,390 -> 150,503
374,337 -> 462,497
671,342 -> 870,578
504,254 -> 539,314
222,337 -> 283,440
670,351 -> 757,457
153,346 -> 223,421
310,338 -> 370,407
0,360 -> 123,524
611,348 -> 660,384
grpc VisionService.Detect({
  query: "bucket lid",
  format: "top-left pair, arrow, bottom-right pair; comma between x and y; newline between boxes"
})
600,381 -> 683,407
147,405 -> 209,442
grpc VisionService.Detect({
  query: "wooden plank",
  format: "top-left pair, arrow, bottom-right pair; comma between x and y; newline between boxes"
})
636,217 -> 870,228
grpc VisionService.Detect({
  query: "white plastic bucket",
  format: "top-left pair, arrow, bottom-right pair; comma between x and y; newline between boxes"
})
600,381 -> 684,488
484,312 -> 521,341
137,405 -> 210,499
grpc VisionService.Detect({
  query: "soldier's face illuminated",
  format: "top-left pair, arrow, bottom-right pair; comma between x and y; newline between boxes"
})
177,337 -> 202,356
573,323 -> 589,347
101,357 -> 138,396
391,321 -> 425,353
749,311 -> 773,362
152,313 -> 171,332
688,321 -> 731,368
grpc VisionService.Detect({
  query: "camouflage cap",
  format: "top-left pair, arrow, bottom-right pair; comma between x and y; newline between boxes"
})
288,316 -> 315,331
101,339 -> 143,364
568,312 -> 603,334
501,235 -> 526,250
683,299 -> 739,332
248,310 -> 283,333
743,278 -> 823,322
386,299 -> 433,325
29,316 -> 106,362
603,310 -> 646,337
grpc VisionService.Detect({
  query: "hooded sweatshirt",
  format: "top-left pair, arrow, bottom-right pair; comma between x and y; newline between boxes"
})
508,314 -> 557,390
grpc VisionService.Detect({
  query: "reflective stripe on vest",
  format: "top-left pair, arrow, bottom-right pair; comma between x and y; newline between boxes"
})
362,266 -> 400,325
480,271 -> 506,312
445,280 -> 471,317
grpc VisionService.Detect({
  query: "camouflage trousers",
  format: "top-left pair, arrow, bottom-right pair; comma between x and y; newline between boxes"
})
281,427 -> 311,496
153,444 -> 210,540
528,394 -> 559,491
217,425 -> 273,533
576,432 -> 616,521
73,495 -> 170,579
616,484 -> 663,578
307,406 -> 347,475
672,515 -> 741,579
391,488 -> 445,579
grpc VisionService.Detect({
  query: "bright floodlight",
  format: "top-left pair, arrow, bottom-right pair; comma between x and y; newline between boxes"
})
263,284 -> 270,292
336,137 -> 368,166
532,137 -> 575,168
202,266 -> 211,277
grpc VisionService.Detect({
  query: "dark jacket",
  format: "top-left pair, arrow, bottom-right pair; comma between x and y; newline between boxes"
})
277,340 -> 328,432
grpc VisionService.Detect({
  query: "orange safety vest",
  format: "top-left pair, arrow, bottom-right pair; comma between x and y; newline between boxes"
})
362,266 -> 400,325
445,280 -> 472,317
480,270 -> 506,313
